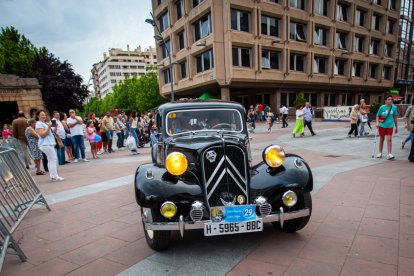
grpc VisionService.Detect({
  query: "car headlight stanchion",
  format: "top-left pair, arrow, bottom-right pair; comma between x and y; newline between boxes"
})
165,152 -> 188,176
262,145 -> 286,168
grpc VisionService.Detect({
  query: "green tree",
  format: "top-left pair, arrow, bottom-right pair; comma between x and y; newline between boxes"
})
0,26 -> 36,76
294,95 -> 307,108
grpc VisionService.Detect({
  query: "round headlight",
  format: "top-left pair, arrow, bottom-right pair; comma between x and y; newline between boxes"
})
263,145 -> 285,168
165,152 -> 188,176
282,190 -> 298,207
160,201 -> 177,218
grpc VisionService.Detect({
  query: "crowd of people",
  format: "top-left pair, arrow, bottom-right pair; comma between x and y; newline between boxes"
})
2,109 -> 157,182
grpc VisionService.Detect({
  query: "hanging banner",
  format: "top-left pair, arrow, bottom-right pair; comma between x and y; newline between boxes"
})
323,106 -> 352,121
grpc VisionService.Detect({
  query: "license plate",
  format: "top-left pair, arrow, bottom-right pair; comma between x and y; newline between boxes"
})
204,219 -> 263,236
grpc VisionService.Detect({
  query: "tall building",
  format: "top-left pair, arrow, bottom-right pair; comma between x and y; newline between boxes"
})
151,0 -> 400,110
91,45 -> 157,98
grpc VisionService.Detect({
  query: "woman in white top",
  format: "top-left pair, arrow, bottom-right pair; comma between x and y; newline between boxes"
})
292,104 -> 305,137
35,110 -> 64,181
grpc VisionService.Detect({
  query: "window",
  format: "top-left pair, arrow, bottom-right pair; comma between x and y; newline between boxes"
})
355,9 -> 365,26
232,47 -> 252,67
176,0 -> 184,20
179,61 -> 187,79
373,0 -> 381,5
387,20 -> 395,34
313,56 -> 327,74
354,36 -> 364,52
370,40 -> 379,55
196,49 -> 214,73
324,93 -> 336,106
382,66 -> 391,79
369,64 -> 378,78
352,62 -> 363,77
314,26 -> 328,46
372,14 -> 381,31
384,43 -> 393,57
157,0 -> 163,5
159,10 -> 169,32
290,53 -> 305,71
177,30 -> 186,50
269,0 -> 279,3
261,15 -> 279,37
336,3 -> 348,22
193,14 -> 211,41
388,0 -> 396,10
290,22 -> 307,42
314,0 -> 328,16
162,39 -> 171,59
336,32 -> 347,49
262,50 -> 280,69
163,68 -> 171,84
231,9 -> 251,32
193,0 -> 203,7
281,92 -> 297,107
341,93 -> 352,106
290,0 -> 306,10
303,93 -> 317,106
334,59 -> 345,75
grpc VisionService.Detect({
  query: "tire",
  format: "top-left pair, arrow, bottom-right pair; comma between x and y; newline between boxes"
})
141,208 -> 171,251
274,192 -> 312,233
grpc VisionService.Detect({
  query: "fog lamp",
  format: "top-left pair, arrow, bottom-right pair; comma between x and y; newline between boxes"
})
165,152 -> 188,176
263,145 -> 285,168
282,190 -> 298,207
160,201 -> 177,218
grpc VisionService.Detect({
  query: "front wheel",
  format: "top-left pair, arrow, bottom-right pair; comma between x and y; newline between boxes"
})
273,192 -> 312,233
141,208 -> 171,251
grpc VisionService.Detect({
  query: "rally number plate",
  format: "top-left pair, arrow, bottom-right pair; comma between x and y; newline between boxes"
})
204,219 -> 263,236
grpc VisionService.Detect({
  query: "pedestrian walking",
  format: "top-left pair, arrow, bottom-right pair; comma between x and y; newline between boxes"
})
67,109 -> 88,162
266,107 -> 275,133
302,102 -> 316,136
359,99 -> 369,136
402,99 -> 413,149
12,111 -> 31,169
376,95 -> 398,160
280,104 -> 289,128
292,105 -> 305,137
247,105 -> 257,132
35,110 -> 64,181
348,105 -> 359,137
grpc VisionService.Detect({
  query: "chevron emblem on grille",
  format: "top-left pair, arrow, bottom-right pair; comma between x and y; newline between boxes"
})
206,156 -> 247,199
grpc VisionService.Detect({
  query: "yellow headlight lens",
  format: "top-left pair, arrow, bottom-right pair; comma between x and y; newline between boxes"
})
263,145 -> 285,168
160,201 -> 177,218
282,190 -> 298,207
165,152 -> 188,176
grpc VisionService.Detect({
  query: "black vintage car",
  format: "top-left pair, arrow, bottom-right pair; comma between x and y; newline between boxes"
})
135,100 -> 313,250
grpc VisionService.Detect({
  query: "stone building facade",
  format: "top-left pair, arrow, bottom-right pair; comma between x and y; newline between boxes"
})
0,74 -> 45,124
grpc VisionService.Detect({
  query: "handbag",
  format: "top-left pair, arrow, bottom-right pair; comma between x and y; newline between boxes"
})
361,115 -> 368,123
52,130 -> 64,148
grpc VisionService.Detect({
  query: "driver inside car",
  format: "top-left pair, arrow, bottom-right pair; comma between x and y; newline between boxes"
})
207,116 -> 221,129
169,119 -> 184,134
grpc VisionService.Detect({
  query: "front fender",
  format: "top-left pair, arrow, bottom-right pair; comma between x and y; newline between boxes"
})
135,164 -> 203,209
249,154 -> 313,200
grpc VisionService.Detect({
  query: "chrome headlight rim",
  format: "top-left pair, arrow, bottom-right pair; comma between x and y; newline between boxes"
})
282,190 -> 298,207
262,145 -> 286,168
165,151 -> 188,176
160,201 -> 177,218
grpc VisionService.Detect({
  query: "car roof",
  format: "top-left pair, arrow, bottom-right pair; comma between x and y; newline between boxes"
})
157,100 -> 244,116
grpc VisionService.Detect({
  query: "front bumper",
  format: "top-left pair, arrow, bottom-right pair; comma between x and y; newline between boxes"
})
143,207 -> 310,237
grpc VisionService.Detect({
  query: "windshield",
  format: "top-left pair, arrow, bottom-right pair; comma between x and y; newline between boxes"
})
166,108 -> 244,136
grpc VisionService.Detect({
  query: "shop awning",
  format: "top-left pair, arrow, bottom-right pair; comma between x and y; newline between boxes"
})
391,94 -> 403,101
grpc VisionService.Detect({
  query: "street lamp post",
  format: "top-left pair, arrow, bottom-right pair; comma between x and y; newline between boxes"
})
146,12 -> 175,102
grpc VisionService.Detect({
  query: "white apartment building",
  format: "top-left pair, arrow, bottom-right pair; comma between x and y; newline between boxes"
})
91,45 -> 157,98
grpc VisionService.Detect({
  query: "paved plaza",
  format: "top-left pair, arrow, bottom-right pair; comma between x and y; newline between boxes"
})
2,120 -> 414,276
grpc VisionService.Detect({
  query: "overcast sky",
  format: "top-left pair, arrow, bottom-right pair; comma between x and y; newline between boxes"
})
0,0 -> 156,85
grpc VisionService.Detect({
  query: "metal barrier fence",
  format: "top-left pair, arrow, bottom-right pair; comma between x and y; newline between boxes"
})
0,138 -> 25,165
0,147 -> 50,272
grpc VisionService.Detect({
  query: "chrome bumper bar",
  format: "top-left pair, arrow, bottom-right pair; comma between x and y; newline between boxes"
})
144,207 -> 310,236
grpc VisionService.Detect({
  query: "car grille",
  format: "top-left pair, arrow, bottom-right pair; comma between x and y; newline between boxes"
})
202,145 -> 248,208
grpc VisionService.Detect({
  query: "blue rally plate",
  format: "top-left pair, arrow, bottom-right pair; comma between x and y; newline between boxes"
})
223,205 -> 257,223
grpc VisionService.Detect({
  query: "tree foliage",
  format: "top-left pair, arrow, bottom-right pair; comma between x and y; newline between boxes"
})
0,26 -> 89,113
82,69 -> 166,116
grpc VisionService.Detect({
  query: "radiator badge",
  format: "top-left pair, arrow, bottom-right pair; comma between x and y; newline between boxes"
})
206,150 -> 217,163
